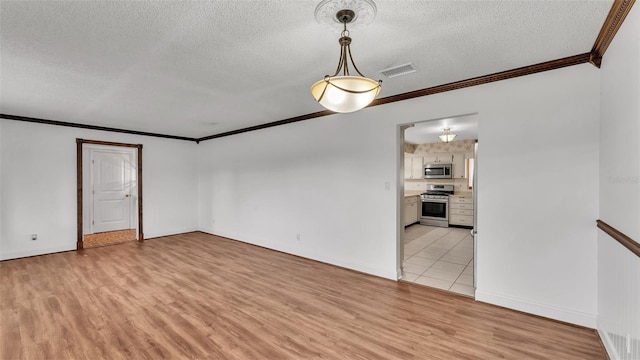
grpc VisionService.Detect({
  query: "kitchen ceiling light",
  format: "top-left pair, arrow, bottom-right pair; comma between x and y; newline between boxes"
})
439,128 -> 457,143
311,6 -> 381,113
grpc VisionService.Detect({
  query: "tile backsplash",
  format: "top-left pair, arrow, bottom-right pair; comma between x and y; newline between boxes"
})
405,179 -> 470,193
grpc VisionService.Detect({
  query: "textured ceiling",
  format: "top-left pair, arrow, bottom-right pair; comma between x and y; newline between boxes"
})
0,1 -> 612,138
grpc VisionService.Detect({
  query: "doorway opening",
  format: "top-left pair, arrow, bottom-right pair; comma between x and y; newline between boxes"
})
76,139 -> 143,250
398,114 -> 478,297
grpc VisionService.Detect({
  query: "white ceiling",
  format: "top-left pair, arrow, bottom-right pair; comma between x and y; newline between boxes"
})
405,114 -> 478,145
0,1 -> 612,139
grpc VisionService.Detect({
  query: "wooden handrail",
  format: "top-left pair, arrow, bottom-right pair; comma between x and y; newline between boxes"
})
597,219 -> 640,257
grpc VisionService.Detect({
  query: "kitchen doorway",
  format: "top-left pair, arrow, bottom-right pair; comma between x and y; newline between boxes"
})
399,114 -> 478,297
76,139 -> 143,250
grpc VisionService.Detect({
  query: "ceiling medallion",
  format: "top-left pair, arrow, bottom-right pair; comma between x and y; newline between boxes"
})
310,4 -> 382,113
314,0 -> 377,30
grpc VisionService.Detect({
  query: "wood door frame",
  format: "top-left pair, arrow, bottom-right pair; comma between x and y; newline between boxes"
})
76,138 -> 143,250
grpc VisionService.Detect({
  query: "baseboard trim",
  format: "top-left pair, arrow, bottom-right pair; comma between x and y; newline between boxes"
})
198,229 -> 398,280
0,245 -> 76,261
475,290 -> 597,328
598,328 -> 619,360
0,228 -> 199,261
144,228 -> 199,240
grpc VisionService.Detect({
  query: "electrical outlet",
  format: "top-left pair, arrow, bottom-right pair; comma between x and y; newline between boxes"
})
31,234 -> 37,241
212,218 -> 216,224
296,233 -> 301,241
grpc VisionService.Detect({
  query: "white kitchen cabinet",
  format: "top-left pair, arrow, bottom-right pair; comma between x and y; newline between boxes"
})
404,155 -> 424,179
452,153 -> 465,178
422,154 -> 437,164
465,151 -> 474,178
404,155 -> 413,179
449,214 -> 473,226
410,156 -> 423,179
423,153 -> 452,164
449,195 -> 474,227
404,196 -> 419,226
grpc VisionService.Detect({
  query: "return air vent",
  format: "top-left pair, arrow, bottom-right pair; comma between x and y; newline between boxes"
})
379,63 -> 417,78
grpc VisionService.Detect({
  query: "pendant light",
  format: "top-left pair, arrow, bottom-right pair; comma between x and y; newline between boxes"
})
311,8 -> 382,113
439,128 -> 457,143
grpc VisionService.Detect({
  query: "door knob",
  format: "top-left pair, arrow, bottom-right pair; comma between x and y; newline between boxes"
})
125,194 -> 130,197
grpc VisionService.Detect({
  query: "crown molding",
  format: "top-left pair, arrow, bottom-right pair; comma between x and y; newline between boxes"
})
0,114 -> 199,142
590,0 -> 636,68
0,53 -> 593,143
198,53 -> 590,141
369,53 -> 590,107
197,110 -> 334,142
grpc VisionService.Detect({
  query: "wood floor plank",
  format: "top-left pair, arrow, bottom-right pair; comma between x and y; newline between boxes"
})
0,232 -> 608,359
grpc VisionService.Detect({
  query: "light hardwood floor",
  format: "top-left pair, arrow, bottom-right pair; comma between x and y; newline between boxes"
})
0,232 -> 608,359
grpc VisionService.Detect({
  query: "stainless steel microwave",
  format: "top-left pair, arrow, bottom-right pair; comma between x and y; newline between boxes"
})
423,163 -> 452,179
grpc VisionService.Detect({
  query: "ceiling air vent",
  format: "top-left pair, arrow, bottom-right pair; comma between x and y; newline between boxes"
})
379,63 -> 417,78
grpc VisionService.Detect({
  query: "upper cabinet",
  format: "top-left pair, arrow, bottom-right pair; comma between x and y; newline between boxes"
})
453,152 -> 475,179
416,152 -> 474,179
408,152 -> 468,180
411,156 -> 424,179
422,153 -> 452,164
404,155 -> 412,179
452,153 -> 465,178
404,140 -> 476,181
404,155 -> 424,179
465,151 -> 475,187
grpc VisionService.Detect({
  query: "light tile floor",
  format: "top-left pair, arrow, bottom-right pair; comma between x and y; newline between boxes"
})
402,224 -> 475,297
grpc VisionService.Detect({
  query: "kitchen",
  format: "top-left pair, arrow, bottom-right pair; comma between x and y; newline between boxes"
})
401,115 -> 477,297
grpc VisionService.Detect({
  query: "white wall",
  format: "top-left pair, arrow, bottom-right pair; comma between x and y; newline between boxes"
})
0,64 -> 600,328
198,117 -> 399,279
598,4 -> 640,360
0,120 -> 199,260
475,68 -> 600,328
198,63 -> 600,327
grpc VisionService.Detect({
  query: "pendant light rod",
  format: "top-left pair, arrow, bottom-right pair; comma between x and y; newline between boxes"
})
310,1 -> 382,113
330,10 -> 367,78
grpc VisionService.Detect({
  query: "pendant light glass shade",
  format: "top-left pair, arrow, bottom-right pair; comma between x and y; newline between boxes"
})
311,8 -> 381,113
311,75 -> 381,113
439,128 -> 457,143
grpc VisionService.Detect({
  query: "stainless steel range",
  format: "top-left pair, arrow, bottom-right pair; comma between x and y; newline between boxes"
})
420,184 -> 454,227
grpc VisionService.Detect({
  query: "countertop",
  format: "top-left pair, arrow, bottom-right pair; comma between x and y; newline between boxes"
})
404,191 -> 423,197
405,191 -> 473,198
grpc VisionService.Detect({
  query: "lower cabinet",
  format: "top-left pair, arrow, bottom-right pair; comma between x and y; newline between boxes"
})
449,195 -> 474,227
404,196 -> 419,226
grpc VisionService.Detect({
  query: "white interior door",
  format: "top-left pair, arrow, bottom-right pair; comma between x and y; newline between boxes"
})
91,149 -> 133,233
